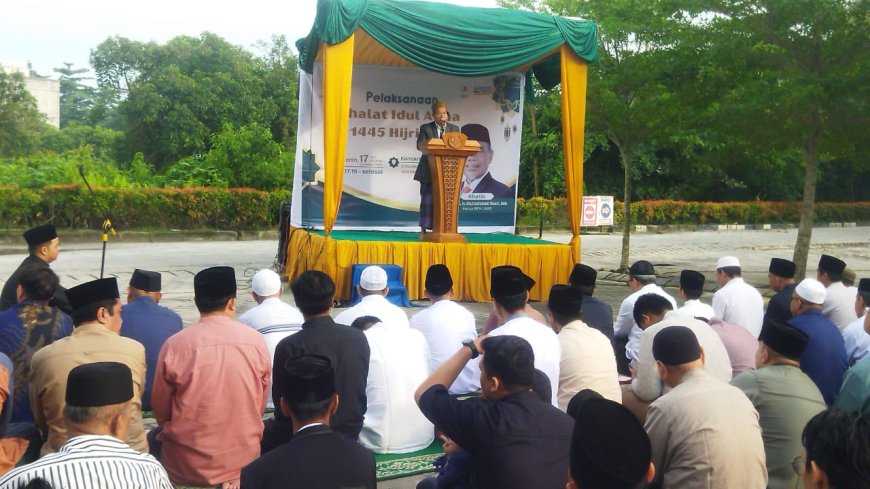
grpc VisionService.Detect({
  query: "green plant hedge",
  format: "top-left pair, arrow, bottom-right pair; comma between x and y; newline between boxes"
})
1,188 -> 867,230
0,185 -> 290,230
516,198 -> 870,227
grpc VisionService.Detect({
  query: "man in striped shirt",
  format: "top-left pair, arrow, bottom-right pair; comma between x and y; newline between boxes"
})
0,362 -> 172,489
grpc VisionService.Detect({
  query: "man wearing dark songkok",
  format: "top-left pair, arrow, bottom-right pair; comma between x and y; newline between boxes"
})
613,260 -> 677,366
547,284 -> 620,409
416,368 -> 555,489
416,335 -> 574,489
816,254 -> 858,329
29,278 -> 147,455
264,271 -> 370,452
411,265 -> 480,395
801,409 -> 870,489
568,264 -> 613,340
568,395 -> 654,489
0,225 -> 70,314
482,265 -> 547,335
487,266 -> 561,406
625,294 -> 732,423
0,266 -> 72,424
765,258 -> 798,325
565,388 -> 603,420
459,124 -> 513,198
645,326 -> 767,489
415,101 -> 459,232
0,362 -> 172,489
151,266 -> 270,489
732,321 -> 826,489
241,355 -> 375,489
676,270 -> 714,322
119,269 -> 182,411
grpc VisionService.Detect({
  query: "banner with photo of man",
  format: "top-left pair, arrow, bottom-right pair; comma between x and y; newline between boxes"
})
290,64 -> 524,233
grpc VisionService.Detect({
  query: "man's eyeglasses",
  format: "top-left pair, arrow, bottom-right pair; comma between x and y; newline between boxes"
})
792,455 -> 805,489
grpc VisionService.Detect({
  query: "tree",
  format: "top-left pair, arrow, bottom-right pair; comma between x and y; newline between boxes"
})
90,35 -> 152,102
91,33 -> 278,169
53,62 -> 96,127
256,35 -> 300,150
698,0 -> 870,277
200,122 -> 293,189
527,0 -> 692,270
518,87 -> 566,198
39,122 -> 123,161
0,70 -> 51,158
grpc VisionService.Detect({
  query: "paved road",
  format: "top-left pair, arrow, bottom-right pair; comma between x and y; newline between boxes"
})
1,226 -> 867,325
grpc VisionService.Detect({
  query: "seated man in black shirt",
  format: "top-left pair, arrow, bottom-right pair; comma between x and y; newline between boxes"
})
241,355 -> 375,489
415,335 -> 573,489
261,271 -> 370,453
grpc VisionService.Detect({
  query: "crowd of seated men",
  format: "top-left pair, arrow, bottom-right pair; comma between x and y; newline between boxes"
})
0,224 -> 868,489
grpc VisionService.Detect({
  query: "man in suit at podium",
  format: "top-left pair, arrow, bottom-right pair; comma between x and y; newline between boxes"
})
414,101 -> 459,233
460,124 -> 514,199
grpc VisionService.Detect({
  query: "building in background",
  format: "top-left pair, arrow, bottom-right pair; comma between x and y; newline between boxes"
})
1,61 -> 60,128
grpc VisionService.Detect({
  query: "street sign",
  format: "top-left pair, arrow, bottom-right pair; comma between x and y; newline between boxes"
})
581,196 -> 614,227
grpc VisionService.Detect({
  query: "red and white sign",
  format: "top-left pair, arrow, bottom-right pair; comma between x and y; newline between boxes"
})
581,196 -> 598,227
581,196 -> 614,227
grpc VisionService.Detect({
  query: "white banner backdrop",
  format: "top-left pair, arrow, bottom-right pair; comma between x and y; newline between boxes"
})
290,64 -> 524,232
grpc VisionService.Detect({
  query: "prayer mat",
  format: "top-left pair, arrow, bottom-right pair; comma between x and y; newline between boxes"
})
375,440 -> 444,481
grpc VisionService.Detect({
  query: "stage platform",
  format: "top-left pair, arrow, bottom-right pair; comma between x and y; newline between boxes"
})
284,227 -> 577,302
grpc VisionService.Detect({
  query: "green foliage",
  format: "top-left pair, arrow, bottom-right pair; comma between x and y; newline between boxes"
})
256,35 -> 300,150
160,158 -> 228,188
53,63 -> 97,127
200,123 -> 294,190
93,33 -> 280,169
0,186 -> 42,227
517,88 -> 566,198
0,185 -> 290,230
515,198 -> 870,227
0,146 -> 128,189
39,122 -> 123,161
0,70 -> 52,158
503,0 -> 870,207
122,153 -> 159,187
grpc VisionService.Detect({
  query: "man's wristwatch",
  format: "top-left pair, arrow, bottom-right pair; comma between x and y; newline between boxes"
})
462,339 -> 480,359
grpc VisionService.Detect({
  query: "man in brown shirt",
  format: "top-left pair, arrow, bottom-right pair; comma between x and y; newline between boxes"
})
29,277 -> 147,455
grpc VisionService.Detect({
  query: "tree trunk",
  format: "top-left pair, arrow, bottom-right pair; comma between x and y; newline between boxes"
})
792,109 -> 821,280
620,148 -> 632,272
530,104 -> 540,196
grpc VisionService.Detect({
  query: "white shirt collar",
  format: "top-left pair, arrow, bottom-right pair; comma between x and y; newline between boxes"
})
463,171 -> 491,191
297,422 -> 325,433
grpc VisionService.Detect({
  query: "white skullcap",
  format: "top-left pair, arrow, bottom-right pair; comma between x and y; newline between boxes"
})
360,266 -> 388,291
716,256 -> 741,269
252,269 -> 282,296
795,278 -> 826,305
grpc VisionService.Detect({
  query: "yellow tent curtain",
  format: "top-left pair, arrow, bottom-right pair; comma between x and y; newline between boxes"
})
559,45 -> 588,262
321,34 -> 355,236
285,227 -> 574,302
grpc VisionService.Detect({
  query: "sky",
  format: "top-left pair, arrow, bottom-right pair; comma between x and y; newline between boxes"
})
1,0 -> 499,79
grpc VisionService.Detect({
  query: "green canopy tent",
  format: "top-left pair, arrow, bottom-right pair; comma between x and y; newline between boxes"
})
297,0 -> 598,259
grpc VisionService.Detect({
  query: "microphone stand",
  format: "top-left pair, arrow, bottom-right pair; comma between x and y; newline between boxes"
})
77,165 -> 116,278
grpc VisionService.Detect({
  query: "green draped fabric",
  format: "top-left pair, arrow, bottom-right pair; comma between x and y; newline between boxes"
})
297,0 -> 598,87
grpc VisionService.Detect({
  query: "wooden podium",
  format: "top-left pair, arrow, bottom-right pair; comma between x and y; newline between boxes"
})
421,132 -> 480,243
